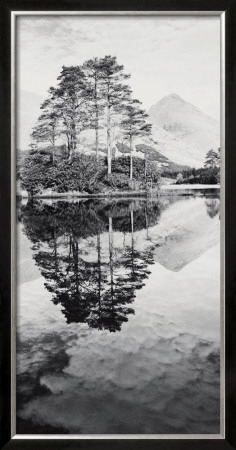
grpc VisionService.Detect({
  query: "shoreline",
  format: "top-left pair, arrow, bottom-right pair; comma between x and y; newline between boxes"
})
17,184 -> 220,200
160,184 -> 220,190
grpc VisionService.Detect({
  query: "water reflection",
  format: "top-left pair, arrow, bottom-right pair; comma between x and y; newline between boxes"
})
19,199 -> 160,331
18,193 -> 220,332
17,191 -> 221,434
205,197 -> 220,219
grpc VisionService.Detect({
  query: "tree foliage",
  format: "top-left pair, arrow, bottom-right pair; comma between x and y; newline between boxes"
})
31,88 -> 60,162
178,148 -> 220,185
20,151 -> 160,195
204,148 -> 220,169
27,56 -> 145,173
20,54 -> 160,196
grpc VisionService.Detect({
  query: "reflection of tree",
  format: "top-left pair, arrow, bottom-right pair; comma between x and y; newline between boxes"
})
88,210 -> 155,332
118,210 -> 155,291
19,198 -> 160,332
205,198 -> 220,219
101,198 -> 162,234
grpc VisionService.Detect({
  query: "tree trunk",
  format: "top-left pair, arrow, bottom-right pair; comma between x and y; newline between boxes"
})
51,131 -> 55,163
66,133 -> 71,160
130,208 -> 134,238
107,107 -> 111,175
145,206 -> 149,240
144,153 -> 147,180
95,117 -> 99,161
130,137 -> 133,187
130,151 -> 133,181
109,216 -> 114,300
52,145 -> 55,164
69,235 -> 72,259
97,233 -> 102,318
71,122 -> 76,152
71,97 -> 77,152
73,240 -> 79,294
130,209 -> 134,276
68,144 -> 73,161
53,228 -> 58,274
95,76 -> 99,161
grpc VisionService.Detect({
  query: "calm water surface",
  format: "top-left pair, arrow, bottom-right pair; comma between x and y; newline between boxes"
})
16,190 -> 221,434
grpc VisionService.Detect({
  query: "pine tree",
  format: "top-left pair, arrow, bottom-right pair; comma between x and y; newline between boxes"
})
54,65 -> 90,159
31,87 -> 60,163
99,56 -> 131,174
204,149 -> 219,169
120,100 -> 152,182
82,58 -> 105,160
203,148 -> 220,184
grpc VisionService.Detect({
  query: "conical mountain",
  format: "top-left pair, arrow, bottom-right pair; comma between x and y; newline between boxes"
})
148,94 -> 220,168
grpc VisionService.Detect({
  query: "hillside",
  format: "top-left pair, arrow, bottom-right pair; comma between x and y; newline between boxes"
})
148,94 -> 220,168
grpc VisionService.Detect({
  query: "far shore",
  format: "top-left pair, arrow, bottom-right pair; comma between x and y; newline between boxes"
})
160,184 -> 220,190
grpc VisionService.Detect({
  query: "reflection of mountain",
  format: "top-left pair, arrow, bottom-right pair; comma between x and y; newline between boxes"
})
18,193 -> 220,329
205,197 -> 220,219
151,195 -> 220,272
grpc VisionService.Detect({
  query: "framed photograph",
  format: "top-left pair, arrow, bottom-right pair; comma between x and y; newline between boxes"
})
0,1 -> 236,449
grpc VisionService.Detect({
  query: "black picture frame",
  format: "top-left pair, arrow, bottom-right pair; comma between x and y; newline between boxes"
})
0,1 -> 236,449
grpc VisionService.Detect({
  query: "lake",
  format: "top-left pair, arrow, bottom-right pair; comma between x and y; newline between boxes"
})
16,190 -> 221,435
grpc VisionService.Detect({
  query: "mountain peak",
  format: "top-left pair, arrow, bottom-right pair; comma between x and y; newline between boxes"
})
147,93 -> 220,168
148,93 -> 218,124
153,94 -> 191,109
162,93 -> 184,102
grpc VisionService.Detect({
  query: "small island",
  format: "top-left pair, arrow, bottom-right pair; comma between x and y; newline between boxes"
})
17,56 -> 220,199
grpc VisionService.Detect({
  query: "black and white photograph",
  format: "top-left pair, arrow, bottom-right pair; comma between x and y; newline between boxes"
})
15,13 -> 222,436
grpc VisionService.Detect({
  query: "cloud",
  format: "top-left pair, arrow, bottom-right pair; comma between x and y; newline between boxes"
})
17,328 -> 220,434
17,16 -> 96,43
16,14 -> 220,118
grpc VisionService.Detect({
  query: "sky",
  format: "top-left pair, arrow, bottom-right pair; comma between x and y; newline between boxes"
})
16,14 -> 221,120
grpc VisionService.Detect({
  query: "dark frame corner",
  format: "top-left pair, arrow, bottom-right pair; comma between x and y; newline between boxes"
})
0,0 -> 236,449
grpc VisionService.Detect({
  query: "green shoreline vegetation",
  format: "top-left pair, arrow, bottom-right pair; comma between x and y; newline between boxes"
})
17,56 -> 220,198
